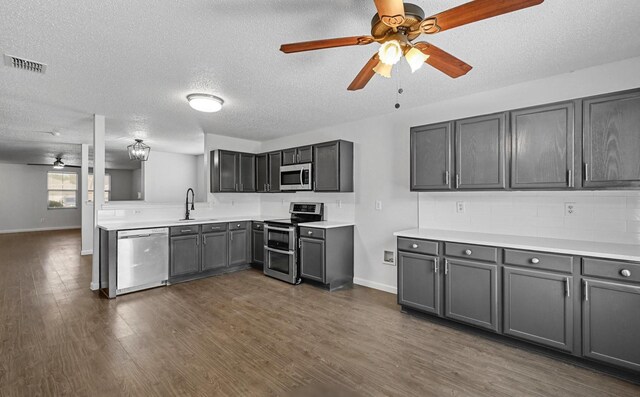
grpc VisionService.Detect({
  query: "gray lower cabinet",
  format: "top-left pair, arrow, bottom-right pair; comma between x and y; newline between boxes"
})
398,251 -> 441,315
313,140 -> 354,192
252,225 -> 264,265
444,259 -> 499,332
503,266 -> 573,352
510,102 -> 575,189
582,279 -> 640,371
411,122 -> 453,191
299,226 -> 354,290
170,234 -> 200,277
583,90 -> 640,188
201,231 -> 228,271
229,229 -> 248,267
455,113 -> 507,189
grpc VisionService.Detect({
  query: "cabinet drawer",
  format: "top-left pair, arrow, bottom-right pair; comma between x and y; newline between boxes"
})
397,238 -> 438,256
504,249 -> 573,274
300,227 -> 325,239
253,222 -> 264,230
202,223 -> 227,233
582,258 -> 640,283
229,221 -> 248,231
445,242 -> 498,263
170,225 -> 200,236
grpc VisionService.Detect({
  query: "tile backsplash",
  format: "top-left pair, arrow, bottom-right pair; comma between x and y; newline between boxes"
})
418,191 -> 640,245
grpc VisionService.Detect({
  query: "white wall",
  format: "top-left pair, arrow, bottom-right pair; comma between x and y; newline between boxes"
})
258,55 -> 640,293
0,163 -> 82,233
143,151 -> 200,203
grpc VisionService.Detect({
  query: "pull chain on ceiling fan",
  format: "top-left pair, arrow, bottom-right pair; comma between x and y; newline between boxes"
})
279,0 -> 544,91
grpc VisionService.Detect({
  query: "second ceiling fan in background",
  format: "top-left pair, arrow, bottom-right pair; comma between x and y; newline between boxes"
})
280,0 -> 544,90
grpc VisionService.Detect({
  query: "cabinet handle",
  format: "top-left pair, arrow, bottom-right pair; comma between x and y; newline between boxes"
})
268,183 -> 271,191
530,257 -> 540,264
230,232 -> 233,241
621,269 -> 632,277
464,249 -> 472,256
298,239 -> 301,248
565,277 -> 570,297
412,243 -> 418,249
584,163 -> 589,182
584,280 -> 589,301
203,235 -> 207,245
308,231 -> 313,235
195,236 -> 199,246
568,170 -> 573,188
181,229 -> 191,233
235,183 -> 238,191
445,260 -> 449,275
444,171 -> 450,185
434,258 -> 439,274
455,174 -> 460,189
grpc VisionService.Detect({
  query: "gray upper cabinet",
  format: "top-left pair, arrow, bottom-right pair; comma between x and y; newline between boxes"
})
411,122 -> 453,191
582,279 -> 640,371
300,237 -> 325,282
256,154 -> 268,193
229,229 -> 248,267
398,251 -> 441,315
455,113 -> 507,190
583,90 -> 640,188
282,146 -> 313,165
444,259 -> 499,332
170,235 -> 200,277
314,140 -> 354,192
503,266 -> 573,352
211,150 -> 256,193
238,153 -> 256,192
268,151 -> 282,192
201,231 -> 228,271
510,102 -> 575,189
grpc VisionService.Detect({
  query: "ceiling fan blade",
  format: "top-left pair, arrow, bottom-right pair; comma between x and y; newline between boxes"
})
280,36 -> 374,54
426,0 -> 543,33
347,54 -> 380,91
414,42 -> 472,78
373,0 -> 406,28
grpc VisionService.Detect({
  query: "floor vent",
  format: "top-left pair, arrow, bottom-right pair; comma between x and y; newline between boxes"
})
4,54 -> 47,73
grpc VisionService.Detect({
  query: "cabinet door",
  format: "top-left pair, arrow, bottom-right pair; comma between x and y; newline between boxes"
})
300,237 -> 325,282
239,153 -> 256,192
170,235 -> 200,277
510,103 -> 574,189
455,113 -> 507,189
298,146 -> 313,163
229,229 -> 248,266
583,91 -> 640,188
410,122 -> 453,191
282,148 -> 297,165
268,151 -> 282,192
398,251 -> 441,315
314,141 -> 340,192
583,279 -> 640,371
219,150 -> 239,192
445,259 -> 499,332
503,266 -> 573,352
201,232 -> 228,271
256,154 -> 268,193
252,229 -> 264,265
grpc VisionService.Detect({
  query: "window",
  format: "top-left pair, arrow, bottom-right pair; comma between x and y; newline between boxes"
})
47,172 -> 78,209
88,174 -> 111,202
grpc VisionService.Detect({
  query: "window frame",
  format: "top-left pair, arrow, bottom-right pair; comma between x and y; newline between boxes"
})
47,171 -> 79,210
88,173 -> 111,203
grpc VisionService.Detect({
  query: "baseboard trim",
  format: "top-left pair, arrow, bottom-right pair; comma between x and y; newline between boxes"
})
353,277 -> 397,294
0,226 -> 80,234
81,249 -> 93,256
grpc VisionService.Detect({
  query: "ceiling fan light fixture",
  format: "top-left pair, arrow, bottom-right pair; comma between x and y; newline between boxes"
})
405,47 -> 430,73
52,157 -> 65,169
127,139 -> 151,161
373,61 -> 392,78
377,40 -> 402,65
187,93 -> 224,113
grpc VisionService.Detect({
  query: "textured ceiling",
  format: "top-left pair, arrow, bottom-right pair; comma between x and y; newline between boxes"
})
1,0 -> 640,157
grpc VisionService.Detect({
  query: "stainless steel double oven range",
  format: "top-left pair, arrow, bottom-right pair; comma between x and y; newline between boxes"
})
263,202 -> 323,284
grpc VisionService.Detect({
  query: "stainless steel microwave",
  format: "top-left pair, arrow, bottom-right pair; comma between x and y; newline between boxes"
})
280,163 -> 312,191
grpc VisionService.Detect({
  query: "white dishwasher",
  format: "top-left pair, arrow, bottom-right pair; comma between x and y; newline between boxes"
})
117,228 -> 169,295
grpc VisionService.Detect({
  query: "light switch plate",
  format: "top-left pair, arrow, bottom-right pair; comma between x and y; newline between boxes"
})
456,201 -> 465,213
375,200 -> 382,211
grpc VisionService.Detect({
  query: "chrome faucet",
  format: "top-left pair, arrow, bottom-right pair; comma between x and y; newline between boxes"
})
184,188 -> 195,220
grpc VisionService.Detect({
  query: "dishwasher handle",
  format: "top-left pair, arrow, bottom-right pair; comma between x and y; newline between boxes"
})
118,228 -> 169,239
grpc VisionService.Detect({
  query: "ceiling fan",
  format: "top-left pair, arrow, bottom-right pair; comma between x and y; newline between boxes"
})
280,0 -> 544,91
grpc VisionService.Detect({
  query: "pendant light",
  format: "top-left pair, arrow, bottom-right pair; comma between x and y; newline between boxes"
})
52,157 -> 65,169
127,139 -> 150,161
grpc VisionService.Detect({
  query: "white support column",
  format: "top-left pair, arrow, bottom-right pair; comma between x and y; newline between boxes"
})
91,114 -> 105,290
80,144 -> 93,255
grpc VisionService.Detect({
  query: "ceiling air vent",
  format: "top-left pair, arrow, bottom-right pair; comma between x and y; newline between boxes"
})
4,54 -> 47,73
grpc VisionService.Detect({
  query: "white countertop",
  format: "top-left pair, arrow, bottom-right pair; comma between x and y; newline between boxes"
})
394,228 -> 640,262
98,215 -> 276,231
302,221 -> 355,229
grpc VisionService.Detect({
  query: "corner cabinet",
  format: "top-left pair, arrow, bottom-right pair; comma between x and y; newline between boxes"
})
583,90 -> 640,188
210,150 -> 256,193
313,140 -> 354,192
299,225 -> 354,291
410,122 -> 453,191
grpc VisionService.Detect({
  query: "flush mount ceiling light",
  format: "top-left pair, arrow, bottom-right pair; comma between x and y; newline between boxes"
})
187,93 -> 224,113
52,157 -> 65,169
127,139 -> 150,161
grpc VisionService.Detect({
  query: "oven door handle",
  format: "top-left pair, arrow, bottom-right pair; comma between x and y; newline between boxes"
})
264,225 -> 295,233
265,246 -> 295,256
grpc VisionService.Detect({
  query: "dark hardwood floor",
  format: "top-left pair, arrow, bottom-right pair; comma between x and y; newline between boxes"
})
1,230 -> 639,396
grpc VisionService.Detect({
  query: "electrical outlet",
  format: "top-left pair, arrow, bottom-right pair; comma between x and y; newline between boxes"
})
565,202 -> 576,216
375,200 -> 382,211
133,210 -> 142,215
456,201 -> 465,213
